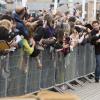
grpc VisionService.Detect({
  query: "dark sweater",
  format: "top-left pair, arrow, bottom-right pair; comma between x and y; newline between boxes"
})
91,29 -> 100,55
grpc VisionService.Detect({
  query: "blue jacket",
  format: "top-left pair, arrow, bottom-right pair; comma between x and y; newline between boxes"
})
12,11 -> 29,38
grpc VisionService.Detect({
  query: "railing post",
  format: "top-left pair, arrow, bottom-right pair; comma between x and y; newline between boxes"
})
39,51 -> 43,90
4,54 -> 10,96
24,56 -> 29,94
54,52 -> 57,86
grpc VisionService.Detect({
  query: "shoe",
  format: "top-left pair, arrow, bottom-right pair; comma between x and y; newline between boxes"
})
95,79 -> 99,83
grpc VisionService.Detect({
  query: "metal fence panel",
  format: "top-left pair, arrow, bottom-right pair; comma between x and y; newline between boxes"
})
7,50 -> 26,96
40,49 -> 55,88
0,44 -> 96,97
0,56 -> 9,97
26,57 -> 41,93
55,52 -> 65,84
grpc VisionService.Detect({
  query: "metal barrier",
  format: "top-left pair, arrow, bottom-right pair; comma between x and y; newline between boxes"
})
0,44 -> 96,97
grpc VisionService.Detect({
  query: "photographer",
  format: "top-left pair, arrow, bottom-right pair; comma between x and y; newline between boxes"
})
0,20 -> 16,54
91,21 -> 100,83
12,7 -> 29,39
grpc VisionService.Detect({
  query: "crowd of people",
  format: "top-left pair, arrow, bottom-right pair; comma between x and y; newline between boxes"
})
0,5 -> 100,82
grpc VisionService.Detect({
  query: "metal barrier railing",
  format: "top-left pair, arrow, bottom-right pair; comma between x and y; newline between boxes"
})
0,44 -> 96,97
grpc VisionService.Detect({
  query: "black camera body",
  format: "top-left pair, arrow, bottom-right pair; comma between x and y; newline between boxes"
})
75,26 -> 85,33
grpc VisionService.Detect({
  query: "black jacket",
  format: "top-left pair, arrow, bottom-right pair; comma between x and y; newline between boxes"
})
91,29 -> 100,55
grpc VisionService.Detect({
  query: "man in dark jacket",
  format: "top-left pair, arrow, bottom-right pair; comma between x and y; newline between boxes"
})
91,21 -> 100,83
12,7 -> 29,39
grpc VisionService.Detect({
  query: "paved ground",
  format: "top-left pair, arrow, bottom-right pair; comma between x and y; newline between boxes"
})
0,72 -> 100,100
66,80 -> 100,100
1,79 -> 100,100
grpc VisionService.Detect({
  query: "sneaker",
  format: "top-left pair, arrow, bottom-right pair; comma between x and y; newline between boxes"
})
95,79 -> 99,83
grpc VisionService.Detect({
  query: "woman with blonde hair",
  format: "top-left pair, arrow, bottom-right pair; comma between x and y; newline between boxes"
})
0,19 -> 12,32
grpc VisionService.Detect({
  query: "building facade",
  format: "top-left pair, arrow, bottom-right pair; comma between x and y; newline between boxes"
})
87,0 -> 100,21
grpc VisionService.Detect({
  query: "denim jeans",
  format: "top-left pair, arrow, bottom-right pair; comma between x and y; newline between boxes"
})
95,54 -> 100,80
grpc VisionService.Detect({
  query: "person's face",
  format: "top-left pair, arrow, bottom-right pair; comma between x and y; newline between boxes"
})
11,20 -> 17,30
75,3 -> 80,9
63,14 -> 70,21
23,9 -> 26,15
75,10 -> 80,17
28,17 -> 34,22
72,28 -> 78,35
92,23 -> 100,31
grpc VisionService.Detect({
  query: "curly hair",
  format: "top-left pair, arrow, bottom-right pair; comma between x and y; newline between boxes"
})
0,19 -> 12,31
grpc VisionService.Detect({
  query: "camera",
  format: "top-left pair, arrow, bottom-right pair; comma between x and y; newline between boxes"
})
75,26 -> 85,33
